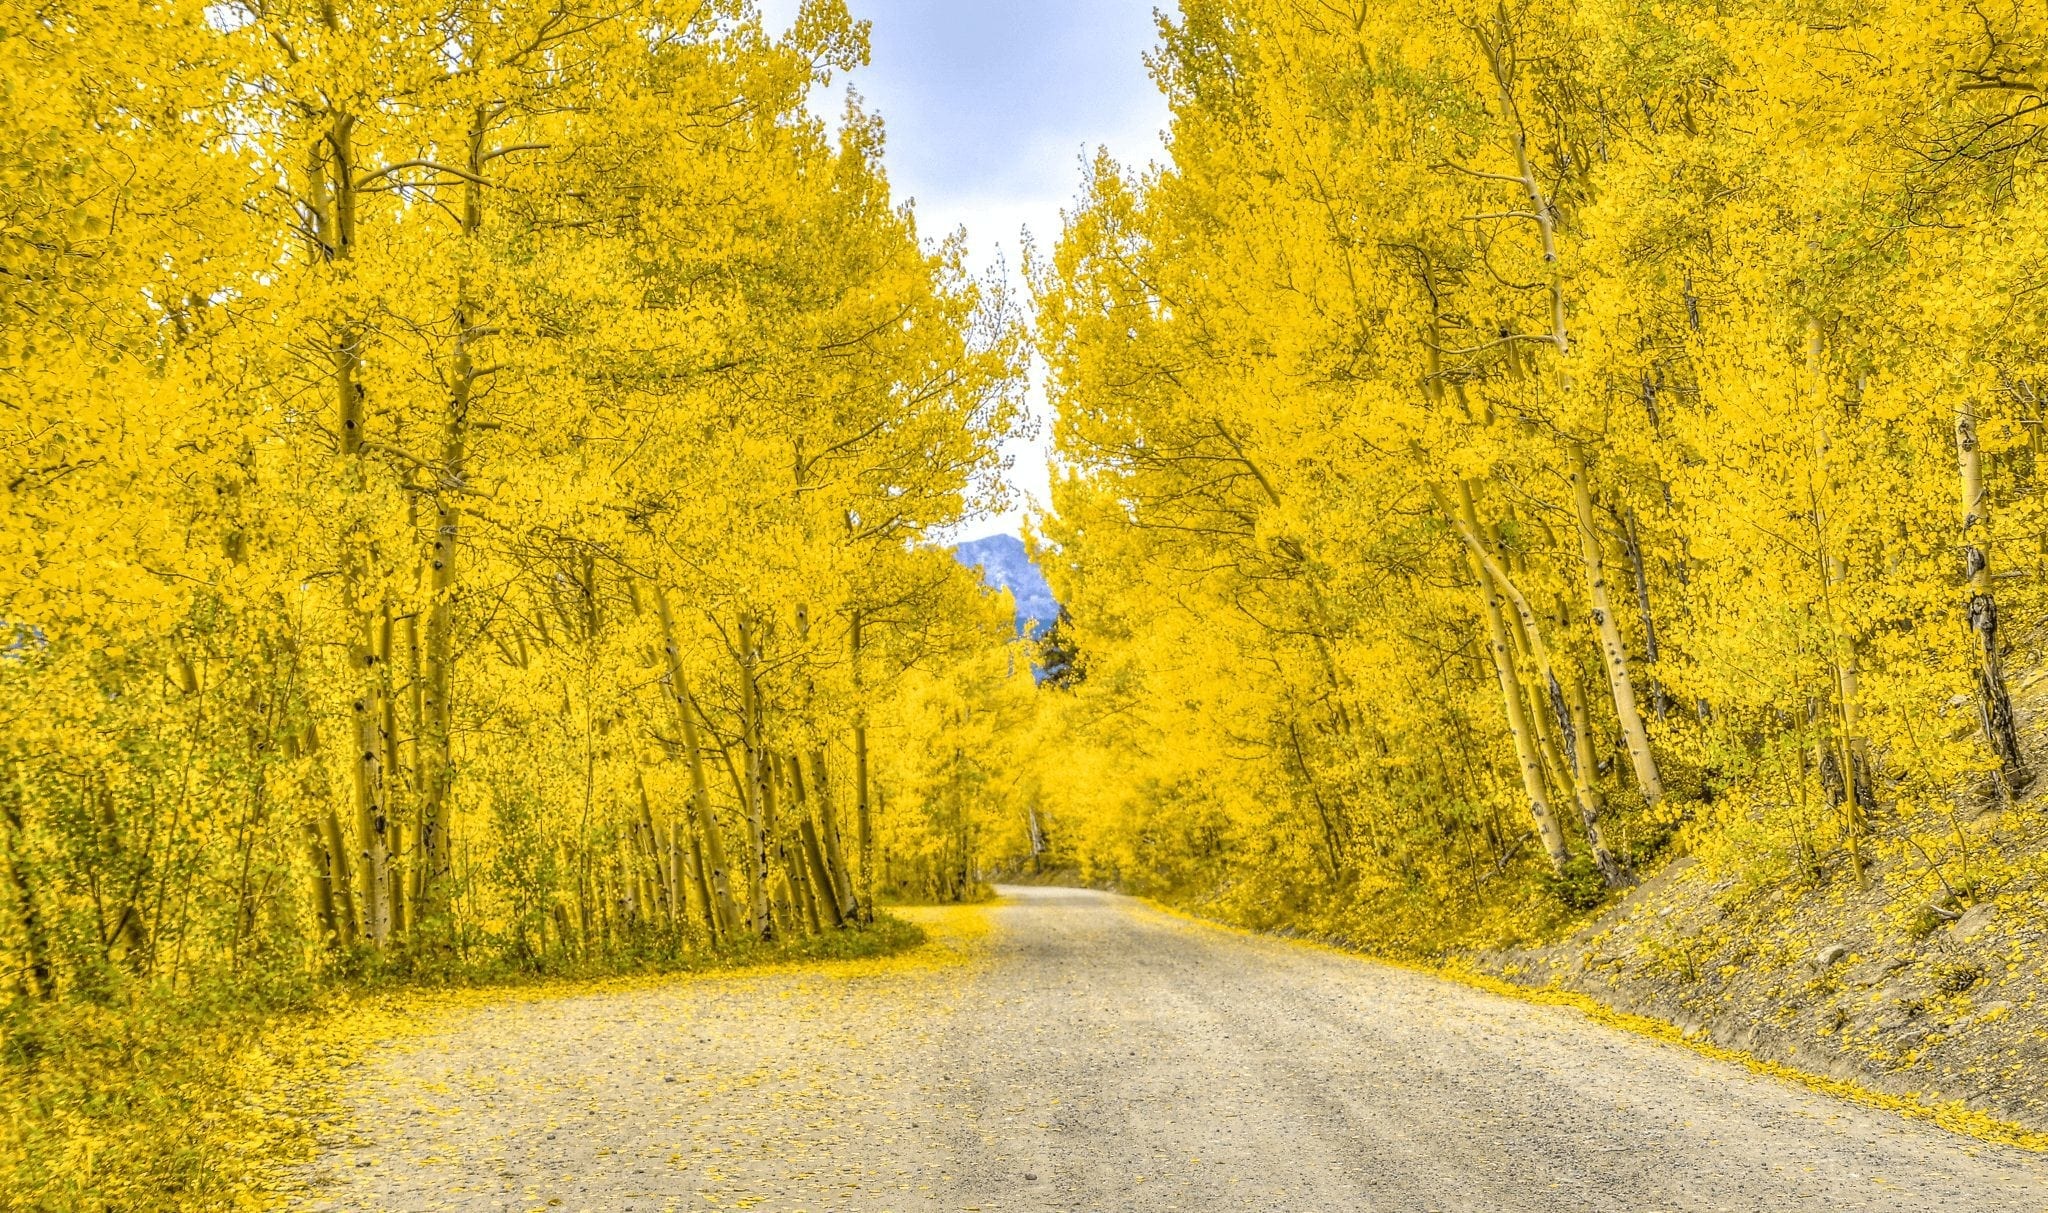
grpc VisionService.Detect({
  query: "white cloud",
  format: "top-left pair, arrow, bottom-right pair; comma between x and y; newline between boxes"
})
757,0 -> 1170,541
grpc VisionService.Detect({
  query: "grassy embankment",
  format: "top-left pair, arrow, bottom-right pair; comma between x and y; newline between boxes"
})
1,916 -> 926,1212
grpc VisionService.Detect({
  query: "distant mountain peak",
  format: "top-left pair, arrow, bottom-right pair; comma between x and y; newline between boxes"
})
954,533 -> 1060,636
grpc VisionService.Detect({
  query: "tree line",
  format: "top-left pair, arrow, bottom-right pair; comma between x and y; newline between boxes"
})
1022,0 -> 2048,945
0,0 -> 1027,1004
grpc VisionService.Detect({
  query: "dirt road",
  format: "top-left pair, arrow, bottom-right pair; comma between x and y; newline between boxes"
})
296,887 -> 2047,1212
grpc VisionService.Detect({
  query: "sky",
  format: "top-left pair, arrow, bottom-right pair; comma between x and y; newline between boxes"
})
754,0 -> 1172,540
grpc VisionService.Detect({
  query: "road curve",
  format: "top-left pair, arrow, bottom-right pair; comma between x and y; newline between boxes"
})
296,887 -> 2048,1212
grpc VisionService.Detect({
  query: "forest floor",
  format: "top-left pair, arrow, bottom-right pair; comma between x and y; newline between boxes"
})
1475,664 -> 2048,1140
1472,828 -> 2048,1141
289,888 -> 2045,1212
0,918 -> 925,1211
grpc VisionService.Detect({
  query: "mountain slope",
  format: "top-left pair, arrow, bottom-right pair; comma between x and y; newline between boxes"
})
954,534 -> 1060,636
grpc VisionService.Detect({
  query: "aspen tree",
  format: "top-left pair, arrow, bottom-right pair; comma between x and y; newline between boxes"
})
1571,447 -> 1665,808
0,0 -> 1024,1039
1956,397 -> 2029,785
1437,484 -> 1626,883
324,116 -> 396,947
809,751 -> 861,922
797,816 -> 845,929
1027,0 -> 2048,930
851,610 -> 875,917
1453,486 -> 1572,872
654,586 -> 741,937
736,614 -> 772,939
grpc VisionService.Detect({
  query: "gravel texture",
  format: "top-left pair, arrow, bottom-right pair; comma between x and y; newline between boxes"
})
1477,846 -> 2048,1134
296,887 -> 2048,1212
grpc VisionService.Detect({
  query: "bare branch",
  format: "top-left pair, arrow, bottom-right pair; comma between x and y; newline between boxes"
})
355,160 -> 495,190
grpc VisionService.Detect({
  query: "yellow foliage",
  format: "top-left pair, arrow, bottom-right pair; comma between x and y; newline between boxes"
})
1,0 -> 1028,1201
1018,0 -> 2048,959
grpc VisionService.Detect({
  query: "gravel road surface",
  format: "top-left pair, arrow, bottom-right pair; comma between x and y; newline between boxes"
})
296,886 -> 2048,1212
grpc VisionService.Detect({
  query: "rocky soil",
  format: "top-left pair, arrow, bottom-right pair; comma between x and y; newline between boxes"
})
1477,664 -> 2048,1137
1476,843 -> 2048,1132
